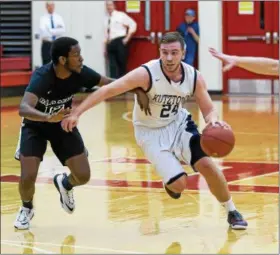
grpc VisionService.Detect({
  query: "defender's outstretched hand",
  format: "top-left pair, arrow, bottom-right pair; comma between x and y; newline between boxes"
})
209,47 -> 279,76
209,48 -> 237,72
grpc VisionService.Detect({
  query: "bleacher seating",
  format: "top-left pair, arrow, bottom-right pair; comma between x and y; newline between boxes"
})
0,1 -> 32,91
0,49 -> 32,87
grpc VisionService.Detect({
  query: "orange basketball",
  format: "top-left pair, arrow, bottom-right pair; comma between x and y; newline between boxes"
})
200,125 -> 235,158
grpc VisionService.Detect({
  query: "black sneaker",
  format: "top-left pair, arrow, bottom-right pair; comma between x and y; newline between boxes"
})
164,184 -> 181,199
228,210 -> 248,230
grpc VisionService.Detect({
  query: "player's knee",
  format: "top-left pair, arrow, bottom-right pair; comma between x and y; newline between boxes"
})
194,157 -> 216,176
166,174 -> 187,193
20,172 -> 37,188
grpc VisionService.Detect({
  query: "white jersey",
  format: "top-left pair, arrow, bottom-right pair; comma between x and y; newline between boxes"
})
133,59 -> 197,128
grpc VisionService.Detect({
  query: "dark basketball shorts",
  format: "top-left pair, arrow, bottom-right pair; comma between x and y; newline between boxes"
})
14,122 -> 87,166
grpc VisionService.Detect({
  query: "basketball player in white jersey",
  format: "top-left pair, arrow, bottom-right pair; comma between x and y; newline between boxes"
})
62,32 -> 248,230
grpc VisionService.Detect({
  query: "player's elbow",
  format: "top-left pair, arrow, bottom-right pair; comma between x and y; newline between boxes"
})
19,102 -> 34,117
18,103 -> 28,117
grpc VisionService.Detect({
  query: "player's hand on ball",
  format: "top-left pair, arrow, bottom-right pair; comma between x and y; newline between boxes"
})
218,121 -> 231,129
47,107 -> 71,123
206,119 -> 231,129
61,114 -> 79,132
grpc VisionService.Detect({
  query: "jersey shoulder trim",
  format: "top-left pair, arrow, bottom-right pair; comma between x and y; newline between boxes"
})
193,67 -> 197,95
141,65 -> 153,93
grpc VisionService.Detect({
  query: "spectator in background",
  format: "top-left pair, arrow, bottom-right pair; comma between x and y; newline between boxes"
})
39,1 -> 65,65
177,9 -> 199,66
104,0 -> 137,78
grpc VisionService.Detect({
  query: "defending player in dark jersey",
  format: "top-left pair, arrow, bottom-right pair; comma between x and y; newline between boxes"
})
14,36 -> 149,230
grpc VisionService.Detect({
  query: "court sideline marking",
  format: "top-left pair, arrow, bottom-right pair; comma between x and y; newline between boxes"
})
1,240 -> 147,254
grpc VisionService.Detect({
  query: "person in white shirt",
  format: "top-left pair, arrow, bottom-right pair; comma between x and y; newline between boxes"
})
209,48 -> 279,76
104,0 -> 137,78
61,32 -> 248,230
39,1 -> 65,65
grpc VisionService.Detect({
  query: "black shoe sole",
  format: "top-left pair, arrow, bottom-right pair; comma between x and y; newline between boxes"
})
230,224 -> 248,230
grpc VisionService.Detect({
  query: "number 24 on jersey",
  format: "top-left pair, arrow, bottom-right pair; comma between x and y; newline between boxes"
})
160,104 -> 179,118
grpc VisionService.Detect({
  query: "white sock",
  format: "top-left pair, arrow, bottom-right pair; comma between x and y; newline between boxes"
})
222,197 -> 236,212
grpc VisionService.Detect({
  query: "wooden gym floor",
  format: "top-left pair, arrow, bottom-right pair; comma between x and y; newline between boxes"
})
1,94 -> 279,254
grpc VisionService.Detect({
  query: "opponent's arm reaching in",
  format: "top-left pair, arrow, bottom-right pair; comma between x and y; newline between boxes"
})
209,48 -> 279,76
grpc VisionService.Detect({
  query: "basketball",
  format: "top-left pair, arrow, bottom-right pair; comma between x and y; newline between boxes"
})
200,125 -> 235,158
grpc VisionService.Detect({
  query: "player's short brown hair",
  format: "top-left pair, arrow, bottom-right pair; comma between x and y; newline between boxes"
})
160,32 -> 185,50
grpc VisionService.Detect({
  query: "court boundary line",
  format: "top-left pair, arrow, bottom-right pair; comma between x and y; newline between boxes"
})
229,172 -> 278,184
1,240 -> 147,254
1,241 -> 53,254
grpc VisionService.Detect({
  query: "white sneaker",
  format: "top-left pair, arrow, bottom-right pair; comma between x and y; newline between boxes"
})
14,207 -> 34,230
53,173 -> 75,214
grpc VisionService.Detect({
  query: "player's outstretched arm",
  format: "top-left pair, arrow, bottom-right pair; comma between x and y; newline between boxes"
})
61,67 -> 150,132
99,75 -> 151,115
209,47 -> 279,76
